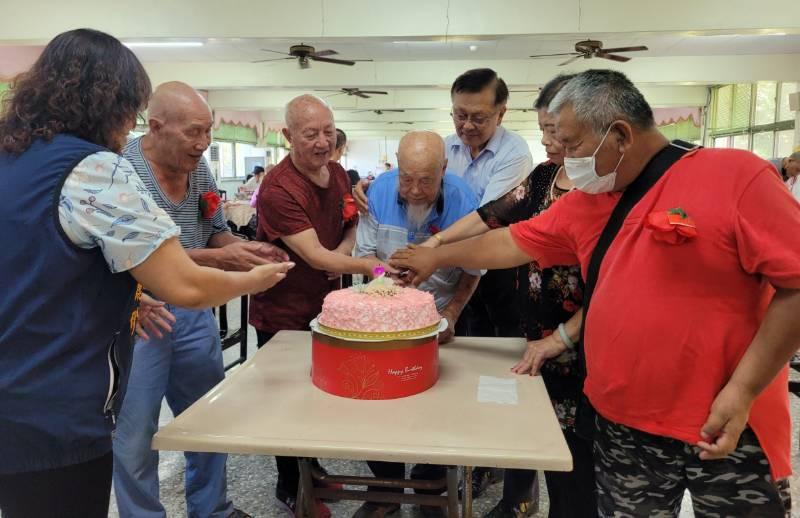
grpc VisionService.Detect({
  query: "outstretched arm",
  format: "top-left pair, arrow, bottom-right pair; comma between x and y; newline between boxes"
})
391,227 -> 531,285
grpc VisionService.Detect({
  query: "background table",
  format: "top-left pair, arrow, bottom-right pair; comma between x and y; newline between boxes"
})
153,331 -> 572,515
223,200 -> 256,228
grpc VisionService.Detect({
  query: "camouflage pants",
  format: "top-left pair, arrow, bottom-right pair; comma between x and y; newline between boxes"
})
594,414 -> 790,518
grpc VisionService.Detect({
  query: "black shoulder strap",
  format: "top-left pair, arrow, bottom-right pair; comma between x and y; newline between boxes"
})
577,140 -> 696,371
572,140 -> 697,439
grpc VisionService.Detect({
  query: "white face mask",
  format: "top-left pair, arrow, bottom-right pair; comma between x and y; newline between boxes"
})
563,125 -> 625,194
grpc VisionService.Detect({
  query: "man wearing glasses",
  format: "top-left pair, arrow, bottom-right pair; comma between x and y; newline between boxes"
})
355,68 -> 534,511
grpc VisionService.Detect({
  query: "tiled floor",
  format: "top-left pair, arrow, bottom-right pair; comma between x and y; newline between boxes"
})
105,301 -> 800,517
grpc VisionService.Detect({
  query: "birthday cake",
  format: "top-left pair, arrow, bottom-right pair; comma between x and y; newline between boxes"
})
317,276 -> 440,337
311,270 -> 442,400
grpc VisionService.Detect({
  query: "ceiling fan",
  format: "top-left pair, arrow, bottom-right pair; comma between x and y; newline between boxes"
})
529,40 -> 648,66
353,109 -> 406,114
253,44 -> 372,69
315,88 -> 388,99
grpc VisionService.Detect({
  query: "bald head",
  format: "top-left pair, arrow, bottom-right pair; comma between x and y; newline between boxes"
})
396,131 -> 447,207
397,131 -> 446,173
143,81 -> 213,175
284,94 -> 333,131
149,81 -> 211,124
282,94 -> 337,174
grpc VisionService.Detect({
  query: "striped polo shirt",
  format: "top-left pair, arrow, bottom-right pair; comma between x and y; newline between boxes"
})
123,136 -> 228,249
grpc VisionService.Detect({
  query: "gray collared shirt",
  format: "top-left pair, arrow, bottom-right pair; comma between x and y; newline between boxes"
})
444,125 -> 533,206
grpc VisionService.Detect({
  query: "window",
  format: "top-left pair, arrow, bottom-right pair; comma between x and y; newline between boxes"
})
779,82 -> 799,123
714,136 -> 730,148
732,134 -> 750,150
752,132 -> 775,159
217,141 -> 236,179
707,81 -> 796,159
776,130 -> 796,158
753,82 -> 777,126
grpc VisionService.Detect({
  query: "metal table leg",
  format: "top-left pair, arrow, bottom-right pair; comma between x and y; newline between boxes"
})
462,466 -> 473,518
298,458 -> 317,518
447,467 -> 459,518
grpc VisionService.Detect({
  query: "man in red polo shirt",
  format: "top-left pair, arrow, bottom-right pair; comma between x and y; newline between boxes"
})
391,70 -> 800,516
250,94 -> 390,518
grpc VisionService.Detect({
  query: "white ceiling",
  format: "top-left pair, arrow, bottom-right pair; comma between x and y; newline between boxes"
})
1,0 -> 799,137
127,32 -> 800,63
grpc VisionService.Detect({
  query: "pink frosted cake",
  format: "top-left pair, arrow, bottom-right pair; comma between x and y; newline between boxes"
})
318,283 -> 440,334
312,275 -> 441,399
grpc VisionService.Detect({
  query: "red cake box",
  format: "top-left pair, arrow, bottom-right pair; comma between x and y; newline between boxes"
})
310,321 -> 442,400
310,276 -> 444,400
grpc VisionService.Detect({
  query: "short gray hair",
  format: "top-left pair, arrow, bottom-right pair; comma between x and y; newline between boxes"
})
549,69 -> 655,135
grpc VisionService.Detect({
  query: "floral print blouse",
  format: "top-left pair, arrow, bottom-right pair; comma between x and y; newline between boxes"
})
477,161 -> 584,431
58,151 -> 180,273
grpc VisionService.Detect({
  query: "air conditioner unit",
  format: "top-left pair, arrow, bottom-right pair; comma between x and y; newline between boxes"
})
208,143 -> 220,181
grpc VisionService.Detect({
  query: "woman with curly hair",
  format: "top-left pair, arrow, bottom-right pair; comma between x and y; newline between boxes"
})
0,28 -> 292,518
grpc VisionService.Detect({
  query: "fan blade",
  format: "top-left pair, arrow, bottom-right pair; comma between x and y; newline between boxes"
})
252,57 -> 295,63
357,90 -> 388,95
529,52 -> 581,58
558,55 -> 584,66
311,56 -> 355,66
599,45 -> 648,53
259,48 -> 292,56
354,92 -> 370,98
598,53 -> 631,62
312,49 -> 338,57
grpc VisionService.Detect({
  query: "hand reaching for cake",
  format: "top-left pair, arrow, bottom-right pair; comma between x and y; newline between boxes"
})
390,244 -> 439,286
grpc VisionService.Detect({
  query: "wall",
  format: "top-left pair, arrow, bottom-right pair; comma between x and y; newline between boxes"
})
343,138 -> 400,178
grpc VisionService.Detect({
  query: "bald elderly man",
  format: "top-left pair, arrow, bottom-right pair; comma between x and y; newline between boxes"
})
250,94 -> 388,517
113,82 -> 284,518
351,132 -> 480,518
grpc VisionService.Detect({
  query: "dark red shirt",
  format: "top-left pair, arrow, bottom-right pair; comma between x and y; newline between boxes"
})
249,156 -> 351,333
510,148 -> 800,479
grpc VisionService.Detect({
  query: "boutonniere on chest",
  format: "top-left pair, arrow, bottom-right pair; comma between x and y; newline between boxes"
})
199,192 -> 221,219
341,193 -> 358,223
645,207 -> 697,244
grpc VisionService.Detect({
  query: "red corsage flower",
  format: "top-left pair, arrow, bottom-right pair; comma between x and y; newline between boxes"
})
342,193 -> 358,222
199,192 -> 221,219
428,224 -> 440,235
645,207 -> 697,244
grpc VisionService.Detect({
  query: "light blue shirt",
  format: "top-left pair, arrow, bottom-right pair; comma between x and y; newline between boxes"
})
445,125 -> 533,206
355,170 -> 480,312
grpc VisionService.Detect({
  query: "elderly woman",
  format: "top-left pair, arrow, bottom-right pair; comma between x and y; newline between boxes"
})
0,29 -> 291,518
410,75 -> 596,518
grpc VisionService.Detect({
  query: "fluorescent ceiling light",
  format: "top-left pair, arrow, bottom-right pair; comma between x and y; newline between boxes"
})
125,41 -> 204,48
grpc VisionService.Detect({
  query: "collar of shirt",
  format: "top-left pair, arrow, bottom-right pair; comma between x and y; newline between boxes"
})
449,125 -> 506,161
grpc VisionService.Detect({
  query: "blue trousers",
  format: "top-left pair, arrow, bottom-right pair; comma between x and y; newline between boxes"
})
113,306 -> 232,518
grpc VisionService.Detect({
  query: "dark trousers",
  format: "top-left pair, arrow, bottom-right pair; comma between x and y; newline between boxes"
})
456,268 -> 522,338
257,329 -> 322,496
0,451 -> 112,518
543,428 -> 597,517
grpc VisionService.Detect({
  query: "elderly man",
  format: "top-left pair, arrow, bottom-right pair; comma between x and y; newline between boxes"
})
770,147 -> 800,182
113,82 -> 285,518
392,69 -> 800,517
250,94 -> 389,518
352,131 -> 479,518
356,68 -> 534,501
